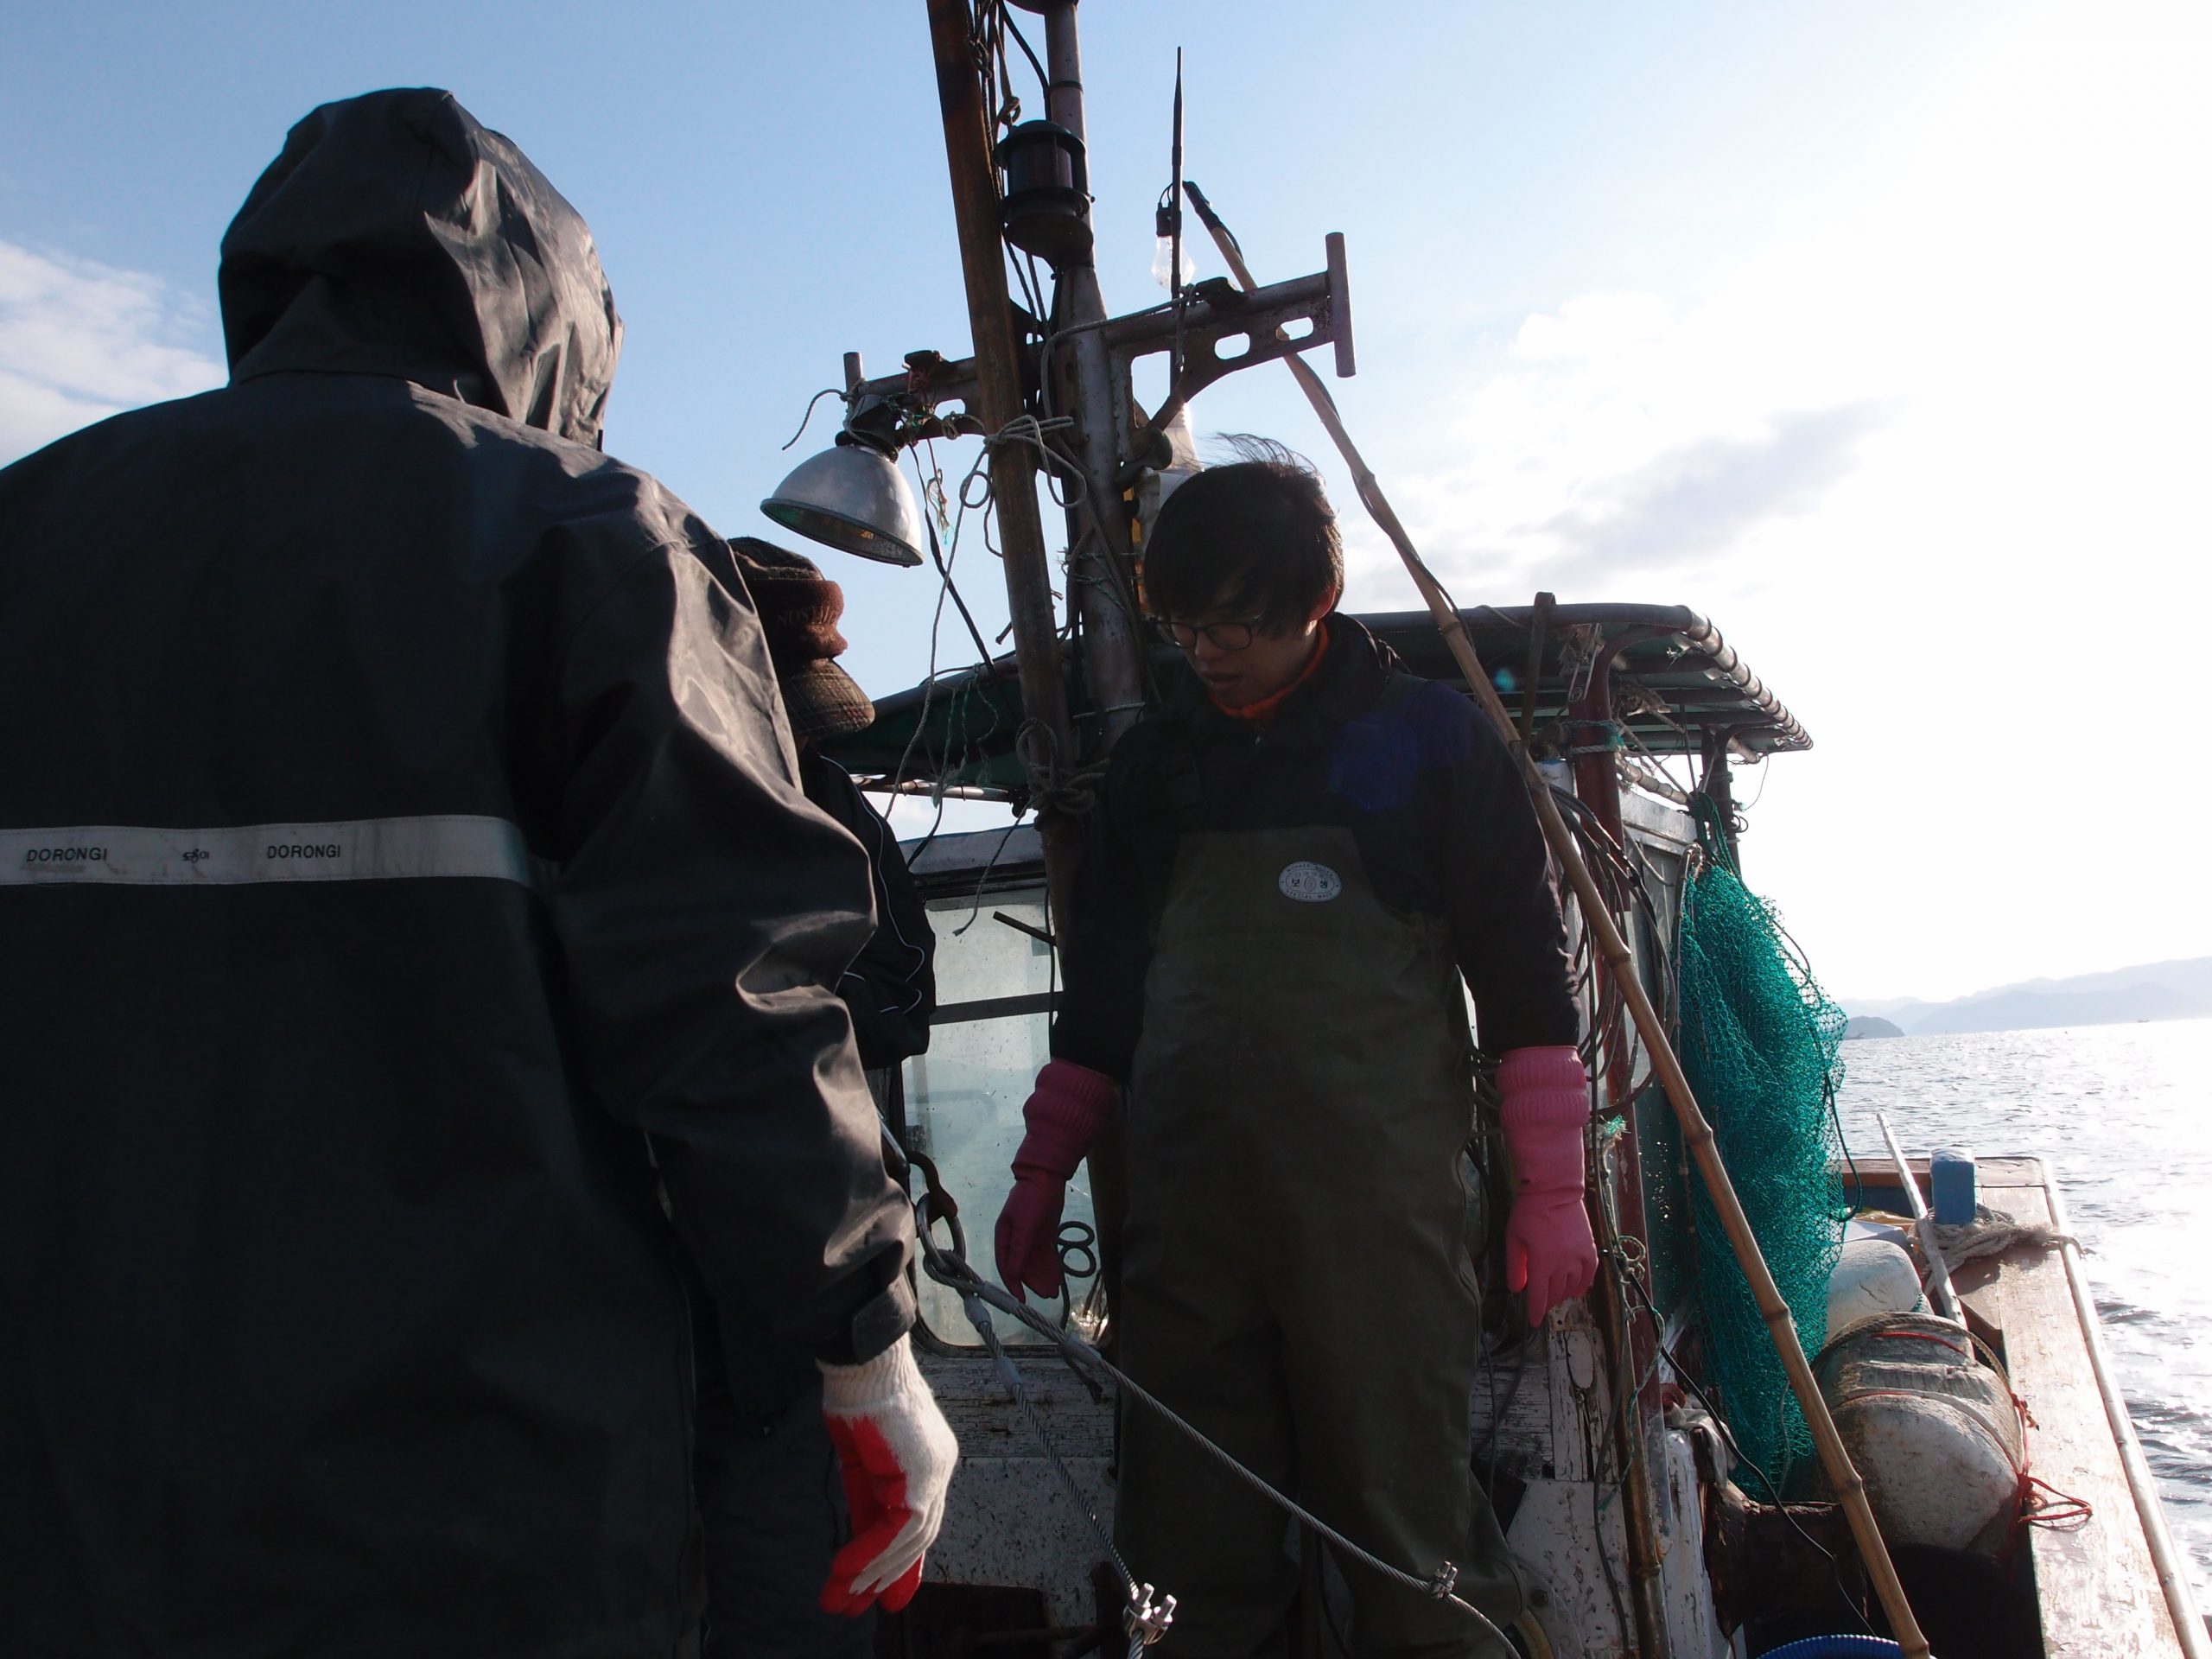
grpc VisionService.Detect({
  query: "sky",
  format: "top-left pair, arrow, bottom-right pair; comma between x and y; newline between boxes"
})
3,1 -> 2208,1003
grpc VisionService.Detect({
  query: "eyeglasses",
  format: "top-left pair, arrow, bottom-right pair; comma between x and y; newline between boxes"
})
1146,612 -> 1269,652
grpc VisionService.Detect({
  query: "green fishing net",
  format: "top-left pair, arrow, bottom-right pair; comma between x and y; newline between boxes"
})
1675,827 -> 1848,1484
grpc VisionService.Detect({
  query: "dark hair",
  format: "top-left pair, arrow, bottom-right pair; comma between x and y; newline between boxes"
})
1143,435 -> 1344,632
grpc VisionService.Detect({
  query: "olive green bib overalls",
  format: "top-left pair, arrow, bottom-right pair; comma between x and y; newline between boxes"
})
1114,823 -> 1522,1658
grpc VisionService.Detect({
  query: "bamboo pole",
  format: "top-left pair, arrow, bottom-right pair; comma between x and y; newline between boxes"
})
1183,188 -> 1932,1659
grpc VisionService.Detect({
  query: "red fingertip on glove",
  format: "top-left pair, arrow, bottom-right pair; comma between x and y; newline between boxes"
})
820,1414 -> 919,1615
816,1337 -> 957,1616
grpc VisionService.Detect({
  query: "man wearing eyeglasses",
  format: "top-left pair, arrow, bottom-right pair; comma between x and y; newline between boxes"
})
991,438 -> 1592,1656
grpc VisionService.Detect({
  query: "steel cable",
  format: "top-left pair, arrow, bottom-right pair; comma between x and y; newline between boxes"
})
911,1193 -> 1516,1650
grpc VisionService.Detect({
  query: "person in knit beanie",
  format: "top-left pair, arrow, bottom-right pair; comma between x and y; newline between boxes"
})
730,537 -> 880,743
727,537 -> 933,1066
683,537 -> 938,1658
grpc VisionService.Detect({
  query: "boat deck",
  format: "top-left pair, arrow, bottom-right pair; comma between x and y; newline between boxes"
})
1855,1154 -> 2199,1659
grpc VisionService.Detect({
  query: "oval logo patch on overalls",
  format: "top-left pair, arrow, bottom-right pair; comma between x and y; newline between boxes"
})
1278,861 -> 1343,902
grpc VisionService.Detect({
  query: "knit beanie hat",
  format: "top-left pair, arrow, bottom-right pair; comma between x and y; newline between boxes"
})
729,537 -> 876,741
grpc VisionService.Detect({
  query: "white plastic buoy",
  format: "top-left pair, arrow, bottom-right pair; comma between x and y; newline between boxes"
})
1815,1313 -> 2024,1556
1827,1235 -> 1925,1331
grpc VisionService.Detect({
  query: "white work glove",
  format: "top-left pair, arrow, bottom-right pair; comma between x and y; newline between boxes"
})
817,1334 -> 959,1616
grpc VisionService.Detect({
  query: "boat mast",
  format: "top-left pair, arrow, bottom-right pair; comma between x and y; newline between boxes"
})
891,3 -> 1345,898
924,0 -> 1087,927
1030,0 -> 1150,753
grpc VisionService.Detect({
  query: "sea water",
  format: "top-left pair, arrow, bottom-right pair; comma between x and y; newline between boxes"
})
1834,1019 -> 2212,1603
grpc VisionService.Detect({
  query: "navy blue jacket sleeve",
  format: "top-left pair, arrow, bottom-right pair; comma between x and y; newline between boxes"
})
1048,743 -> 1154,1084
1414,683 -> 1580,1054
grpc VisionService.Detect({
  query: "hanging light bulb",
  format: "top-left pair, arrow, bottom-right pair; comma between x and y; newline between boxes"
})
759,396 -> 925,568
1152,198 -> 1193,289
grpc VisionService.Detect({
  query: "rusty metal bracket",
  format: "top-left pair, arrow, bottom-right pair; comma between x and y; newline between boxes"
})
1107,265 -> 1345,390
1110,250 -> 1353,454
831,246 -> 1353,469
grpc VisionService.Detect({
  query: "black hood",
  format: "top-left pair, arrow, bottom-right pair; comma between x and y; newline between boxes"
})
219,88 -> 622,446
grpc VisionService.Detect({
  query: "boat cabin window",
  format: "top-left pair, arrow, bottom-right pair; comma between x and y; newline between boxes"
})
900,880 -> 1096,1348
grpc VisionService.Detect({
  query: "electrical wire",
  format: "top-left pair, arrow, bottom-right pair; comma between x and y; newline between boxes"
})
910,443 -> 995,668
778,385 -> 846,451
1576,1389 -> 1635,1649
1596,756 -> 1866,1605
995,2 -> 1049,101
1741,753 -> 1774,814
1480,1332 -> 1536,1499
1026,251 -> 1051,326
890,436 -> 1007,862
893,405 -> 1100,855
970,1 -> 1018,134
1008,238 -> 1049,328
1618,1263 -> 1877,1637
951,819 -> 1027,936
1027,327 -> 1161,709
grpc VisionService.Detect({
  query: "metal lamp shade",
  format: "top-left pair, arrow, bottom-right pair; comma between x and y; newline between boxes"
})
760,442 -> 925,568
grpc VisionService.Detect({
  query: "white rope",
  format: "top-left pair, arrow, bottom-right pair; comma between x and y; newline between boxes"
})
960,413 -> 1087,514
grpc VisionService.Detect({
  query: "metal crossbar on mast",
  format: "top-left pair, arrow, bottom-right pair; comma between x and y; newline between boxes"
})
1182,188 -> 1936,1659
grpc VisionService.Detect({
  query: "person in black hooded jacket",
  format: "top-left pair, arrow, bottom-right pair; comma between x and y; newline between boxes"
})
0,88 -> 954,1659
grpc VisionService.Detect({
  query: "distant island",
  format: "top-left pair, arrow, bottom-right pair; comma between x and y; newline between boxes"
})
1842,1015 -> 1904,1040
1841,955 -> 2212,1039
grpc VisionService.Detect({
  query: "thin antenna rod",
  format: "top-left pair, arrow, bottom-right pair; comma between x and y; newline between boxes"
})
1169,48 -> 1185,388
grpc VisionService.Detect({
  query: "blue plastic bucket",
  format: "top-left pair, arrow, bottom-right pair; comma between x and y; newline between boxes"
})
1758,1638 -> 1904,1659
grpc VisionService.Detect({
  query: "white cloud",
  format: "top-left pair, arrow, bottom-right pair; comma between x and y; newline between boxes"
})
0,240 -> 224,465
1354,1 -> 2212,1000
1508,293 -> 1674,365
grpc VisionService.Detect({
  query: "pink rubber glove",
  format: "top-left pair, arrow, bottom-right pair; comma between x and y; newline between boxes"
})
993,1059 -> 1119,1302
818,1335 -> 958,1616
1497,1045 -> 1599,1325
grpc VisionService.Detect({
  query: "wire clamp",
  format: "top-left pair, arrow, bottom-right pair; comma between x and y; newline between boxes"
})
1427,1561 -> 1460,1600
1125,1583 -> 1177,1646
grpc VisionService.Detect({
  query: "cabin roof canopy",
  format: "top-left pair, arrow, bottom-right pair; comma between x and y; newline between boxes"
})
823,601 -> 1808,798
